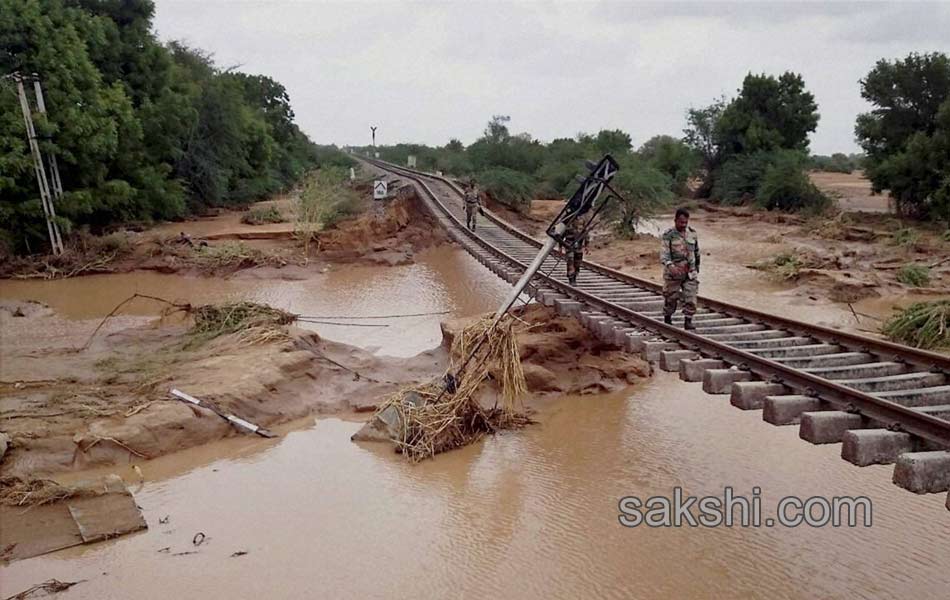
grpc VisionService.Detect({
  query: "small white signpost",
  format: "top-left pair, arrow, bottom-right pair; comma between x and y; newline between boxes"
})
349,167 -> 355,181
373,180 -> 388,200
407,155 -> 417,168
374,151 -> 380,158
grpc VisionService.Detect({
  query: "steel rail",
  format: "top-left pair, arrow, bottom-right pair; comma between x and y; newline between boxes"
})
364,158 -> 950,448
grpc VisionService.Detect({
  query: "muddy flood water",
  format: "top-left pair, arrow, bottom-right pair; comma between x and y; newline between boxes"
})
2,247 -> 949,599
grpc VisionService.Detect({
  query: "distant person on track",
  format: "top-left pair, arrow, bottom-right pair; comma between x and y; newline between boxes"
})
464,182 -> 481,231
660,207 -> 700,330
562,217 -> 589,286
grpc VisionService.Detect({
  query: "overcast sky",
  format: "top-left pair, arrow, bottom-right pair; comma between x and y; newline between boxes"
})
153,1 -> 950,155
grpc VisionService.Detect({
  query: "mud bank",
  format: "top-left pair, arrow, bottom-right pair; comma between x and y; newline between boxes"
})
1,187 -> 449,281
0,299 -> 446,478
0,299 -> 648,478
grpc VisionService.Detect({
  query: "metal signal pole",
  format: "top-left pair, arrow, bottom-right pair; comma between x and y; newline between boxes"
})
11,72 -> 64,254
370,125 -> 377,146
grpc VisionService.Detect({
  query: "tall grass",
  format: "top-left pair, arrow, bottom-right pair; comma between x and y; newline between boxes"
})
882,301 -> 950,350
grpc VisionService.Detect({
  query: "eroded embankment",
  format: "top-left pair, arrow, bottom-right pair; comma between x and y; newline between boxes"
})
1,185 -> 448,280
0,299 -> 650,478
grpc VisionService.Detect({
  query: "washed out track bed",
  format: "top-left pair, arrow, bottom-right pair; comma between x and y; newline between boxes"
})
365,158 -> 950,511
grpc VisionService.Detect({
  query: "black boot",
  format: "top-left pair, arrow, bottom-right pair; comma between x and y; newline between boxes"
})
684,317 -> 695,330
663,314 -> 672,325
568,275 -> 577,286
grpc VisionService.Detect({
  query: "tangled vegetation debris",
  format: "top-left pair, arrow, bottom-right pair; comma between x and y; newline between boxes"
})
882,300 -> 950,350
375,316 -> 531,461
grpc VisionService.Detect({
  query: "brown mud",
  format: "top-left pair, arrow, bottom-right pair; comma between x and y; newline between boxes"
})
1,186 -> 447,280
588,204 -> 950,337
0,294 -> 645,481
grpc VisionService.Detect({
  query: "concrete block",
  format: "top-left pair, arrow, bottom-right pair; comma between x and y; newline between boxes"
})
799,411 -> 869,444
702,368 -> 753,394
659,350 -> 699,372
554,298 -> 583,318
624,333 -> 653,354
763,395 -> 823,425
680,358 -> 726,383
730,381 -> 789,410
643,340 -> 682,362
841,429 -> 916,466
892,451 -> 950,494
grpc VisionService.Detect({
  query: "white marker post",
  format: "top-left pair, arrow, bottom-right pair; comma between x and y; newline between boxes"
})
373,180 -> 388,200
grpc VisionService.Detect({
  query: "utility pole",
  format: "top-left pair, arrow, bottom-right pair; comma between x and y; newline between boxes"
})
9,71 -> 64,255
370,125 -> 377,147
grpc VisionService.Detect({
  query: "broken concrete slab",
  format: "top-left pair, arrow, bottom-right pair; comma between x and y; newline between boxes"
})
841,429 -> 916,466
0,474 -> 147,563
892,451 -> 950,494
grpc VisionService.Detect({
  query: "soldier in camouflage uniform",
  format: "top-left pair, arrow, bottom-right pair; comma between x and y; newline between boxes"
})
660,207 -> 700,330
463,183 -> 480,231
562,217 -> 588,286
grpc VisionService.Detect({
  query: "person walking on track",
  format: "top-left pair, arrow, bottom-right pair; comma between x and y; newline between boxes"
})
660,207 -> 701,330
562,217 -> 589,286
464,182 -> 481,232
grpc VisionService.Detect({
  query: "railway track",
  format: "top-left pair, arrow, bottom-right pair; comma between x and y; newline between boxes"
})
364,157 -> 950,510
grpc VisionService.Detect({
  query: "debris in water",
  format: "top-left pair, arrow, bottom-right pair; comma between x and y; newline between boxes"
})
0,475 -> 147,563
3,578 -> 84,600
170,389 -> 276,438
355,315 -> 531,461
231,550 -> 249,558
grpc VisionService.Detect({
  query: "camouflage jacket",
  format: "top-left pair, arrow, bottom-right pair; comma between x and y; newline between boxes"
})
463,189 -> 480,205
660,226 -> 700,279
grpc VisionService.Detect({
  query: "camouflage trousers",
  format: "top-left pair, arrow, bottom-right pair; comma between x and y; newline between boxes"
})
465,203 -> 477,230
663,277 -> 698,317
566,251 -> 583,281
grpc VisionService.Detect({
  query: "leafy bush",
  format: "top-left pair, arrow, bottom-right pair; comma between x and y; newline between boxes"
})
241,206 -> 285,225
890,227 -> 920,247
896,264 -> 931,287
757,151 -> 832,212
639,135 -> 701,195
294,168 -> 363,251
608,157 -> 674,237
710,151 -> 776,204
477,168 -> 536,212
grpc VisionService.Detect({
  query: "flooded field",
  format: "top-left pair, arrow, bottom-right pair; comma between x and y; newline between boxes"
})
2,226 -> 948,600
0,246 -> 511,357
2,373 -> 948,599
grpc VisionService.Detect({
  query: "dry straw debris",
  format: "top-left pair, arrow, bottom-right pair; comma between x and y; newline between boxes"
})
376,315 -> 531,461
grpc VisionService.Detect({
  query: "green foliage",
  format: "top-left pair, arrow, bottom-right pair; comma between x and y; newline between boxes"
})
295,167 -> 362,252
882,301 -> 950,349
608,156 -> 674,237
810,153 -> 863,173
890,227 -> 920,247
896,264 -> 931,287
686,72 -> 820,209
757,151 -> 831,212
0,0 -> 318,254
639,135 -> 701,195
716,72 -> 819,157
856,52 -> 950,219
477,168 -> 536,212
241,205 -> 285,225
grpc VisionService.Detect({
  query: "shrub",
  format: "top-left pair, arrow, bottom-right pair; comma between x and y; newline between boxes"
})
890,227 -> 920,247
608,157 -> 674,237
710,151 -> 776,204
896,264 -> 931,287
477,168 -> 537,212
757,152 -> 832,212
241,206 -> 285,225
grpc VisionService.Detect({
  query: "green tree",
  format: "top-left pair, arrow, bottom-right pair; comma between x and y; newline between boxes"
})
856,52 -> 950,219
639,135 -> 701,195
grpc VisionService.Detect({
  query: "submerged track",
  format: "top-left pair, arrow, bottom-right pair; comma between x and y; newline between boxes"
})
365,157 -> 950,506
